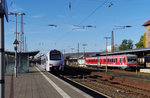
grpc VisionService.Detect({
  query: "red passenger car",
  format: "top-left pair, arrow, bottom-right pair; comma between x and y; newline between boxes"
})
86,54 -> 138,69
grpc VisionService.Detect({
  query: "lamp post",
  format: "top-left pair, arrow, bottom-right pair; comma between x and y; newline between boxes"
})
8,12 -> 20,77
111,25 -> 132,52
82,44 -> 87,58
104,37 -> 111,72
18,13 -> 25,52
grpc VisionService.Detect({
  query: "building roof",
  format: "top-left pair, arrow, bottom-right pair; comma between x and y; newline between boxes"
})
5,50 -> 40,56
143,20 -> 150,26
101,47 -> 150,56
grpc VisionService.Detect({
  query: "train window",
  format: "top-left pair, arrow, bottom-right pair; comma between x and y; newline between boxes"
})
50,51 -> 61,60
123,58 -> 125,63
127,57 -> 137,62
104,59 -> 106,62
116,58 -> 117,62
46,57 -> 48,61
120,58 -> 121,63
122,58 -> 124,63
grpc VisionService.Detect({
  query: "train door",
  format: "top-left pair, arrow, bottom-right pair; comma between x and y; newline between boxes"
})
119,58 -> 122,65
122,58 -> 125,65
120,57 -> 125,65
46,55 -> 49,71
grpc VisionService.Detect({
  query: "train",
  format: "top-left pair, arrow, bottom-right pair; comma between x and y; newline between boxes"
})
86,54 -> 138,69
41,49 -> 64,71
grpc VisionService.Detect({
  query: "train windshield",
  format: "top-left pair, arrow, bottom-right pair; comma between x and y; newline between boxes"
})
127,57 -> 137,63
50,51 -> 61,60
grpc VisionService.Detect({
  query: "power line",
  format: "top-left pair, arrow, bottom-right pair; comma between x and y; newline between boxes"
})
78,0 -> 109,25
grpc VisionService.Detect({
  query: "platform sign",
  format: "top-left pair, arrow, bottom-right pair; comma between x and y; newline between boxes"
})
0,0 -> 8,21
13,39 -> 19,45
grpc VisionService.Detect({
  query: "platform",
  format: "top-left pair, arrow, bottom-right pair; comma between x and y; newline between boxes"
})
5,66 -> 93,98
140,68 -> 150,73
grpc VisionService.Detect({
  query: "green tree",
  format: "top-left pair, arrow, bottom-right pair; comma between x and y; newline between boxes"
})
119,39 -> 133,50
135,33 -> 145,48
127,40 -> 133,49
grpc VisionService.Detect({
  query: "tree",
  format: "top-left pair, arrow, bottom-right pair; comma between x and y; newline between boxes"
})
135,33 -> 145,49
119,39 -> 133,50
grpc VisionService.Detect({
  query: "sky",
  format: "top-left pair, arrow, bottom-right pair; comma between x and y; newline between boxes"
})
4,0 -> 150,54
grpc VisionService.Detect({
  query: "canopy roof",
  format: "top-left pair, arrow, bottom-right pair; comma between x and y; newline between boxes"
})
5,50 -> 40,56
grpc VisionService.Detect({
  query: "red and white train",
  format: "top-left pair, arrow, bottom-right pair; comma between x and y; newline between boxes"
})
86,54 -> 138,69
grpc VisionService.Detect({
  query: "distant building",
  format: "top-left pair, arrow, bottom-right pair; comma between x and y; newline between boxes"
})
107,45 -> 119,52
143,20 -> 150,48
107,45 -> 111,52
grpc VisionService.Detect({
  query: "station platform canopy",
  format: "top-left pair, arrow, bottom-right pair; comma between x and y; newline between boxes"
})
5,50 -> 39,56
5,50 -> 40,73
101,47 -> 150,56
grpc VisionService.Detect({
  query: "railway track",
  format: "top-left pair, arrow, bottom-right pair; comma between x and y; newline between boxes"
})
57,65 -> 150,98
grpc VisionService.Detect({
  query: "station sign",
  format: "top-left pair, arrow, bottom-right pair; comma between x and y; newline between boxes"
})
13,39 -> 19,45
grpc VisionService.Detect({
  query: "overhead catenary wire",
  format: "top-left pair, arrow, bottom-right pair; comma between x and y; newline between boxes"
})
78,0 -> 109,25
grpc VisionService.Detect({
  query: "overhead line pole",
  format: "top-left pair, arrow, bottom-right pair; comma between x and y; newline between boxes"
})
104,37 -> 111,72
111,25 -> 132,52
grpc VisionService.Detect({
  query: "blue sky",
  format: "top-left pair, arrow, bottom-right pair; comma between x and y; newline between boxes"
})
5,0 -> 150,54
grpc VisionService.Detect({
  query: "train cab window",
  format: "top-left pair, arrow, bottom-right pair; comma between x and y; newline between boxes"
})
50,51 -> 61,60
120,58 -> 121,63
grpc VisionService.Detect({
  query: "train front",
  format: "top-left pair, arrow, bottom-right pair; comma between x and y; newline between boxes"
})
126,55 -> 139,69
49,50 -> 64,71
